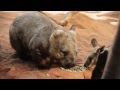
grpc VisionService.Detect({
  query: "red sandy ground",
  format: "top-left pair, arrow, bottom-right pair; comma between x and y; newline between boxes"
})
0,11 -> 117,79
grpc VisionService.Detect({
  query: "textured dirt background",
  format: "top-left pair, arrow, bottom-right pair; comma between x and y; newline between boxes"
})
0,11 -> 118,79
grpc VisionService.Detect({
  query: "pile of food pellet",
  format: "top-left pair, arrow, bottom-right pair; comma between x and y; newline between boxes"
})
61,64 -> 89,72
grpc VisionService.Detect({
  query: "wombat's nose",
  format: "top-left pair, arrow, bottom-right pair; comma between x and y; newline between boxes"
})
64,61 -> 75,68
64,63 -> 75,69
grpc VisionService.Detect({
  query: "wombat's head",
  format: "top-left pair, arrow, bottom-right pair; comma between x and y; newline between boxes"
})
49,25 -> 77,68
84,38 -> 105,68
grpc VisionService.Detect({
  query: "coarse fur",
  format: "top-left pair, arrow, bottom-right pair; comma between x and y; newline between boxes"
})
9,11 -> 77,68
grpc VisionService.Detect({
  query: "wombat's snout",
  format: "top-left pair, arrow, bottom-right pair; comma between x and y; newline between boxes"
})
62,58 -> 75,69
64,63 -> 75,69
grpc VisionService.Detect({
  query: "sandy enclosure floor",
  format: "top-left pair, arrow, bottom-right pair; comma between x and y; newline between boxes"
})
0,11 -> 118,79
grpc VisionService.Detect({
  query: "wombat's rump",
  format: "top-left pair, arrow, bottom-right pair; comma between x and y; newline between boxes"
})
9,11 -> 77,68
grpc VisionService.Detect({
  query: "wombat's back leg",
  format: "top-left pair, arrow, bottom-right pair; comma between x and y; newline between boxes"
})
9,28 -> 29,60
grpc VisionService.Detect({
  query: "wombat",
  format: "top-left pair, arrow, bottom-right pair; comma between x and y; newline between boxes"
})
9,11 -> 77,68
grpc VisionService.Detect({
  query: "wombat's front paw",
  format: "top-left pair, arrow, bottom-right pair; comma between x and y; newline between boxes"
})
37,58 -> 52,69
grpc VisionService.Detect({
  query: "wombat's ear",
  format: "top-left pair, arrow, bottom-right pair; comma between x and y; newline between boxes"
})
91,38 -> 98,47
70,25 -> 76,31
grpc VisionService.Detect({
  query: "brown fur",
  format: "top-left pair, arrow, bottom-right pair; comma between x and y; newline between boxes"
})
9,11 -> 77,68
